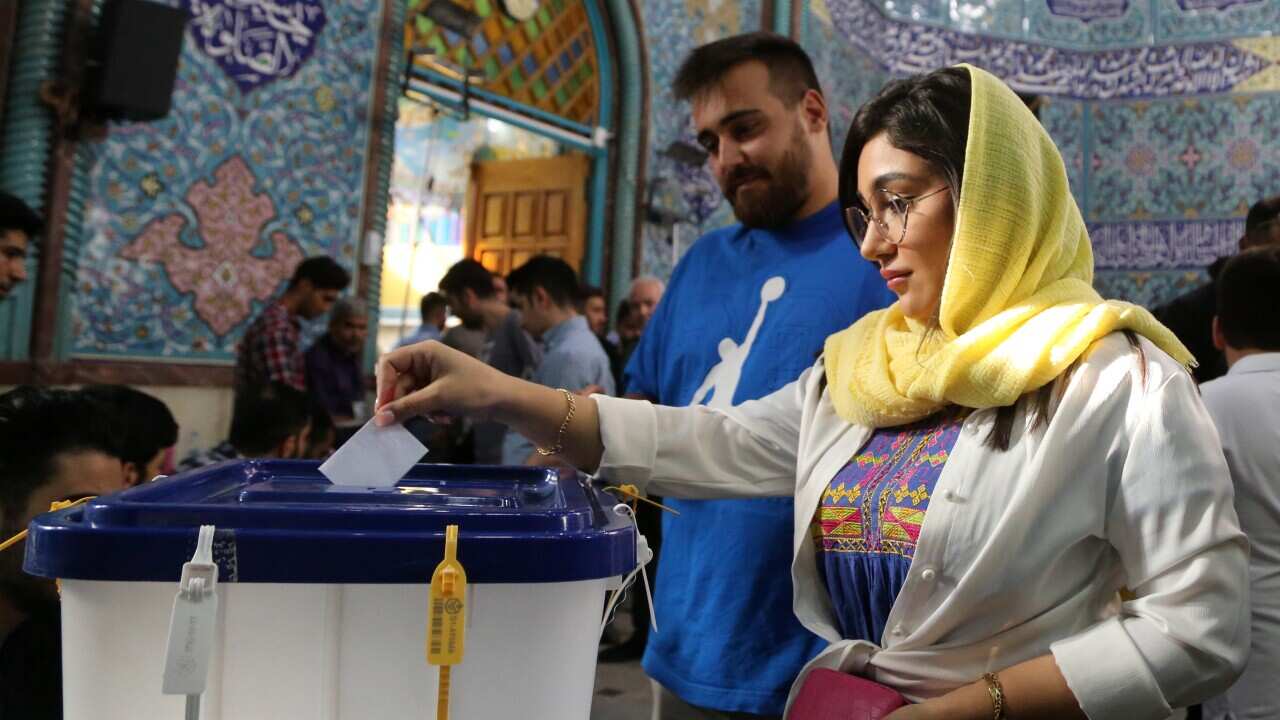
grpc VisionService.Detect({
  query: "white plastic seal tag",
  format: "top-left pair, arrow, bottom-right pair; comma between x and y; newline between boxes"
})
163,525 -> 219,696
600,504 -> 658,638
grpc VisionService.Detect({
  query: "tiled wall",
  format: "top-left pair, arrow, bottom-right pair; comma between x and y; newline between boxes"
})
804,1 -> 890,153
65,0 -> 385,361
814,0 -> 1280,308
633,0 -> 1279,309
638,0 -> 762,280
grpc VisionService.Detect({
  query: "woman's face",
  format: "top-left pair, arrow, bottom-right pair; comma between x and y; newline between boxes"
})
855,132 -> 956,322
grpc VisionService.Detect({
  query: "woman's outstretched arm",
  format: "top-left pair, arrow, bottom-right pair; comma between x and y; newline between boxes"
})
374,340 -> 607,472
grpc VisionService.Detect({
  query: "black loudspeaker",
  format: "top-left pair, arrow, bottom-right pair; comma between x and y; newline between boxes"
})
87,0 -> 190,122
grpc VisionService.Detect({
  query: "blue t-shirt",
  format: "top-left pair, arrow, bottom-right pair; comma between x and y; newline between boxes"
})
624,201 -> 895,714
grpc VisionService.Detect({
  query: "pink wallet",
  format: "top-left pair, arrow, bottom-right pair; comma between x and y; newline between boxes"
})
788,668 -> 908,720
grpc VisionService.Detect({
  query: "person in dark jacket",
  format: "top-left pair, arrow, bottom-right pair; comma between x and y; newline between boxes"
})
1154,196 -> 1280,383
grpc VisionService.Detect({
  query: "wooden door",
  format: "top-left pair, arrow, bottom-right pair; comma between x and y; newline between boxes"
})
464,154 -> 589,275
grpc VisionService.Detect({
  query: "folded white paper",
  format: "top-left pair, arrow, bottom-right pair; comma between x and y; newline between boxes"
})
319,417 -> 428,487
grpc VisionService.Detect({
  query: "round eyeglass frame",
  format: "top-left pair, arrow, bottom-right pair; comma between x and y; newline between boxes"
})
844,186 -> 950,247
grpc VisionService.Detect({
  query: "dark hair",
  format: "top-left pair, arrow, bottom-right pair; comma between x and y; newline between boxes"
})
0,191 -> 42,238
80,385 -> 178,470
1246,196 -> 1280,234
576,284 -> 604,312
507,255 -> 579,308
0,387 -> 118,535
839,67 -> 972,242
1016,91 -> 1044,120
1218,246 -> 1280,351
1243,196 -> 1280,249
420,291 -> 448,320
228,383 -> 311,456
439,259 -> 496,300
289,256 -> 350,291
673,31 -> 822,106
616,298 -> 635,325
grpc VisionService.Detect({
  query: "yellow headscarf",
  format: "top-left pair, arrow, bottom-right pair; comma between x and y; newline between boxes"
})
823,64 -> 1192,428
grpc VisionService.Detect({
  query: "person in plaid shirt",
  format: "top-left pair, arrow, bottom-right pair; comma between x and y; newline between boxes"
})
235,257 -> 350,393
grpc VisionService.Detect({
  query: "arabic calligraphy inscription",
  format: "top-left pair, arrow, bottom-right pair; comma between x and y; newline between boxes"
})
187,0 -> 327,93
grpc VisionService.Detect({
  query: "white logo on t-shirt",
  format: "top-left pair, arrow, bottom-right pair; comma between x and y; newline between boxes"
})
691,276 -> 786,409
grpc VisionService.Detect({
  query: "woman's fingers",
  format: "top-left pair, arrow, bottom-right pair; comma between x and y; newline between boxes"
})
374,356 -> 398,411
375,342 -> 440,411
375,384 -> 441,426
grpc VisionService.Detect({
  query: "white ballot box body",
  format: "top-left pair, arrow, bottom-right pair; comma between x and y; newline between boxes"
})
60,578 -> 609,719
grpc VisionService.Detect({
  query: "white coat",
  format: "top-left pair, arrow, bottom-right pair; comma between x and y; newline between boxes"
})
595,333 -> 1249,720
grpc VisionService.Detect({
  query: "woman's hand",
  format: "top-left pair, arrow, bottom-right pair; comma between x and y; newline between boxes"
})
374,340 -> 607,472
374,340 -> 513,425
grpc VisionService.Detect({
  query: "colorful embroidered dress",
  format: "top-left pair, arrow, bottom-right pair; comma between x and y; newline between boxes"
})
813,409 -> 966,644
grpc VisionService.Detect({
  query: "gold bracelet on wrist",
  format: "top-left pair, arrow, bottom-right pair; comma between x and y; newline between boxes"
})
981,672 -> 1006,720
536,388 -> 576,456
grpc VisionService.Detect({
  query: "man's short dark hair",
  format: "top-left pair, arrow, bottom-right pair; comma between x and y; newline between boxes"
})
420,291 -> 448,320
507,255 -> 579,308
289,256 -> 350,291
0,387 -> 117,536
672,32 -> 822,106
1243,196 -> 1280,247
439,259 -> 497,300
0,192 -> 42,238
1218,246 -> 1280,352
228,383 -> 311,456
576,284 -> 604,312
81,385 -> 178,470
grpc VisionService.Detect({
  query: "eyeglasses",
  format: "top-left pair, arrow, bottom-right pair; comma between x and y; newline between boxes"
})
844,186 -> 950,247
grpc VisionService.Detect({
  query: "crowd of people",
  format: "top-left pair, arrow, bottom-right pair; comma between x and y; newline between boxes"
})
2,28 -> 1279,720
369,33 -> 1280,720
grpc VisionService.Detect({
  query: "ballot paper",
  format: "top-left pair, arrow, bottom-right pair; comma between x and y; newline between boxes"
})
319,416 -> 430,487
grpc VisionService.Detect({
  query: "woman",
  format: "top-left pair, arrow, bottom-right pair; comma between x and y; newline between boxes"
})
374,65 -> 1247,719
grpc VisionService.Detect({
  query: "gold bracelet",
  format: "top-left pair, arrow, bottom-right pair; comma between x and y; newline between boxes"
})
536,388 -> 576,456
981,672 -> 1006,720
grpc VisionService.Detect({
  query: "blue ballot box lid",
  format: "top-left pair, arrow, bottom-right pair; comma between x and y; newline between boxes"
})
24,460 -> 637,584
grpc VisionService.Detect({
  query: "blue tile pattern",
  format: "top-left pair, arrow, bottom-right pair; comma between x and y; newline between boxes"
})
1156,0 -> 1280,43
804,3 -> 890,151
950,0 -> 1028,37
67,0 -> 383,360
802,0 -> 1280,309
1027,0 -> 1150,48
1094,268 -> 1210,307
854,0 -> 1280,47
639,0 -> 761,279
1088,93 -> 1280,222
826,0 -> 1271,99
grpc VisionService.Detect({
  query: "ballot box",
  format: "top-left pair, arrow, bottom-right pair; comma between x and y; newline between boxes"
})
24,460 -> 638,720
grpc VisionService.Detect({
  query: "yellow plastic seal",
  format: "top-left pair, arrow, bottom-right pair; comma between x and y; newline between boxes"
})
428,524 -> 467,720
428,524 -> 467,665
0,496 -> 96,553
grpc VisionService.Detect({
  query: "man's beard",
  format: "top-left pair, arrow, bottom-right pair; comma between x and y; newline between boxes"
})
723,124 -> 812,230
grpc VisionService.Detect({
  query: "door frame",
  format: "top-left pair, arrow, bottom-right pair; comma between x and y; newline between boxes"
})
398,0 -> 647,306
